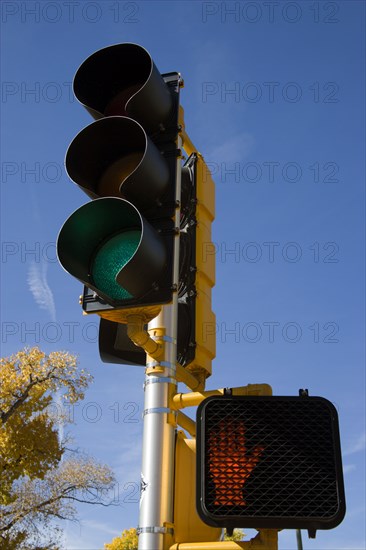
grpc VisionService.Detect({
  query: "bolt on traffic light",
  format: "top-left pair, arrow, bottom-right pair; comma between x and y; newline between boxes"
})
196,395 -> 345,538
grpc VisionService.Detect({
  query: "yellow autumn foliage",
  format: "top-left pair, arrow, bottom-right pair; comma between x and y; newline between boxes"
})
104,528 -> 138,550
0,347 -> 92,505
0,347 -> 115,550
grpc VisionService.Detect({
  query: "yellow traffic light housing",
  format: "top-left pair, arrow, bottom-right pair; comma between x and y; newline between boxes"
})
174,431 -> 222,543
177,154 -> 215,379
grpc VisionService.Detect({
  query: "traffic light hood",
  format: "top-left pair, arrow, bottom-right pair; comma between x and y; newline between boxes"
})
57,197 -> 167,305
73,43 -> 173,134
65,116 -> 170,210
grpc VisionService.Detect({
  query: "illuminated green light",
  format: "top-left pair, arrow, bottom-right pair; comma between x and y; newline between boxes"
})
91,230 -> 140,300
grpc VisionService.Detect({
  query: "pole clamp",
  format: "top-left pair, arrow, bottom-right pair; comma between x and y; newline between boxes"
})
146,360 -> 176,369
150,335 -> 177,344
144,376 -> 176,388
137,526 -> 174,535
143,407 -> 177,417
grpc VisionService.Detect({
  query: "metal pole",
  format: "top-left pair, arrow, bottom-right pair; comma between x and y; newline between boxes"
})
137,305 -> 177,550
138,138 -> 182,550
296,529 -> 303,550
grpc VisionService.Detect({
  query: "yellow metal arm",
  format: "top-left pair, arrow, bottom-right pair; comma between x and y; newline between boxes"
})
126,315 -> 204,391
177,411 -> 196,438
126,314 -> 163,359
172,384 -> 272,410
176,364 -> 205,392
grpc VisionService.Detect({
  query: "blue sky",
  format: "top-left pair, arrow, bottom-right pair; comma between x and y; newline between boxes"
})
1,1 -> 365,548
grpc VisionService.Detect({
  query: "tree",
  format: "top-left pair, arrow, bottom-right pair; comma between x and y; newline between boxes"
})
224,528 -> 246,541
0,347 -> 116,549
104,528 -> 138,550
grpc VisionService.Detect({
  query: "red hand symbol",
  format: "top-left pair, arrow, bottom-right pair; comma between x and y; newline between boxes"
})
207,419 -> 264,506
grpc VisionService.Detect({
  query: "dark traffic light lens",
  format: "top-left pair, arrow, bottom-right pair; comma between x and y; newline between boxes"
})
91,230 -> 141,300
103,86 -> 141,116
97,153 -> 142,197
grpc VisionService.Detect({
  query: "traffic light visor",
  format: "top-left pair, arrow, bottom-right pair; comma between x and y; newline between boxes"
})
73,43 -> 173,133
57,198 -> 167,304
65,117 -> 170,209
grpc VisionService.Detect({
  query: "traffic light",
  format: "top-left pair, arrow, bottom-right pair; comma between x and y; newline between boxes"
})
57,43 -> 216,376
196,395 -> 345,537
57,44 -> 181,325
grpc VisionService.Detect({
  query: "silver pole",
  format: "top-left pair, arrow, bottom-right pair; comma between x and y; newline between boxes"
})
138,138 -> 182,550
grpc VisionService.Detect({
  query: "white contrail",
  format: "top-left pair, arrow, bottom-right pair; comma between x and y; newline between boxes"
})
27,260 -> 57,322
344,432 -> 366,456
27,260 -> 64,448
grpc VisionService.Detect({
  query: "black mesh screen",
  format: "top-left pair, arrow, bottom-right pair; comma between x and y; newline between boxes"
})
196,396 -> 345,532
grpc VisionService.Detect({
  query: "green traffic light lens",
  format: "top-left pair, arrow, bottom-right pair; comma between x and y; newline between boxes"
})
91,230 -> 140,300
